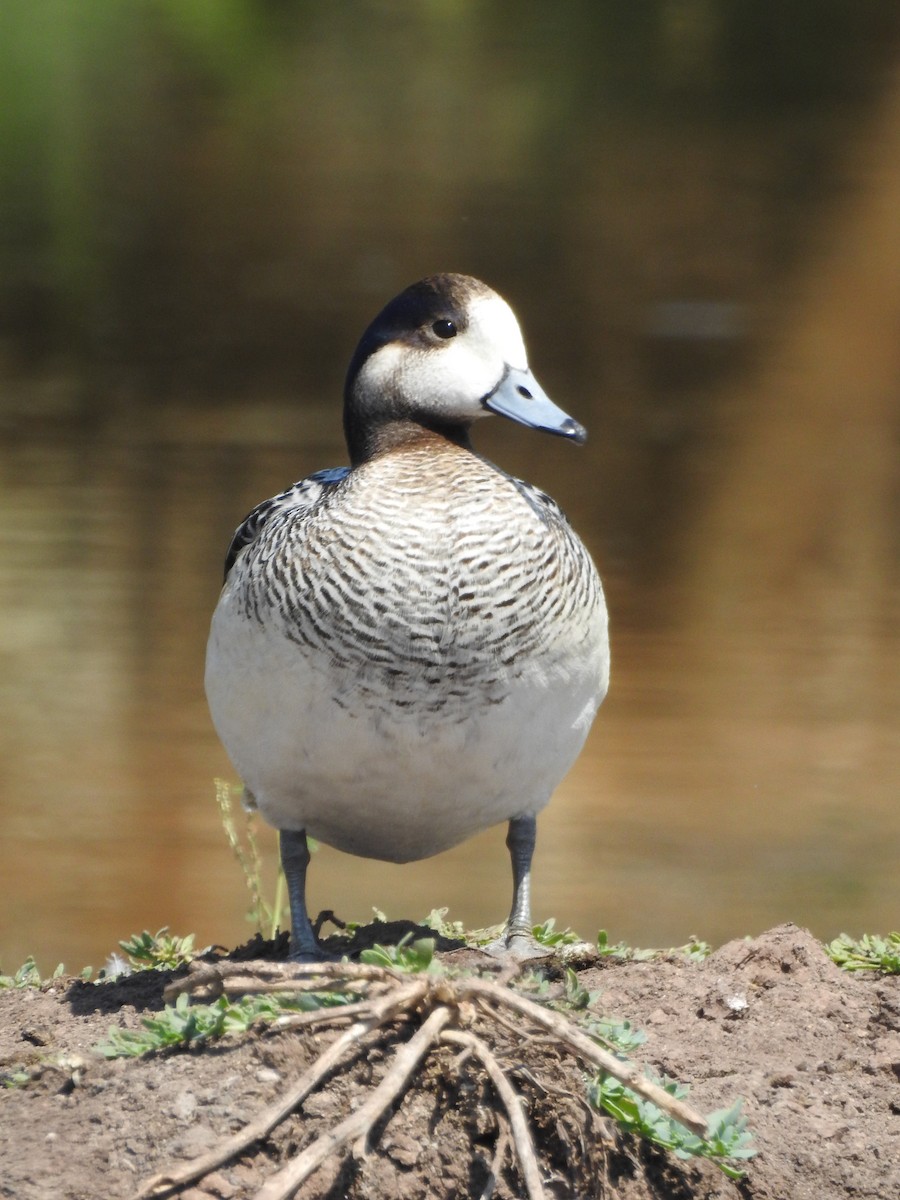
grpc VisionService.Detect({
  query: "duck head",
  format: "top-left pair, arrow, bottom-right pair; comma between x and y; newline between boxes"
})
343,273 -> 586,464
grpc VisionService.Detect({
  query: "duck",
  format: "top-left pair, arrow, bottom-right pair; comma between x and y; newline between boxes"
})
205,273 -> 609,960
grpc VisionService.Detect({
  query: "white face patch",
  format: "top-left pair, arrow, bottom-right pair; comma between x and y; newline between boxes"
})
465,294 -> 529,372
355,341 -> 405,402
358,293 -> 533,425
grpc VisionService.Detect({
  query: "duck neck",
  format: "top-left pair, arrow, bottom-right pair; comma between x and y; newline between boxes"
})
343,395 -> 474,466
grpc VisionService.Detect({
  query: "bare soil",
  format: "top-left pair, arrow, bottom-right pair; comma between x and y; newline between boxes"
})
2,923 -> 899,1200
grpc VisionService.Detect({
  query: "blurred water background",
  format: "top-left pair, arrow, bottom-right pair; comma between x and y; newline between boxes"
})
2,2 -> 899,972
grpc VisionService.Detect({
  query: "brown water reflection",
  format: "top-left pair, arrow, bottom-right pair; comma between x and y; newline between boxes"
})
1,7 -> 899,971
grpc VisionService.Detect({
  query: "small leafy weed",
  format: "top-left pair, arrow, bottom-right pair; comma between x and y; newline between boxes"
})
422,907 -> 467,941
520,967 -> 646,1056
119,929 -> 196,972
827,932 -> 900,974
95,989 -> 351,1059
677,937 -> 713,962
590,1014 -> 647,1056
2,1068 -> 32,1089
589,1075 -> 756,1179
0,958 -> 66,989
532,918 -> 581,948
596,930 -> 712,962
563,966 -> 597,1010
360,936 -> 436,973
596,930 -> 654,960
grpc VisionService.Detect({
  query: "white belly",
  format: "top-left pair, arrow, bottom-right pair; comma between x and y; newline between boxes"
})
205,607 -> 606,862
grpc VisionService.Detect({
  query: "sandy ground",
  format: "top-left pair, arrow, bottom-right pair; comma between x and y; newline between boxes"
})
1,923 -> 899,1200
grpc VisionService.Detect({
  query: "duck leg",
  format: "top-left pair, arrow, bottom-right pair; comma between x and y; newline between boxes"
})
279,829 -> 325,960
505,813 -> 536,943
485,814 -> 547,959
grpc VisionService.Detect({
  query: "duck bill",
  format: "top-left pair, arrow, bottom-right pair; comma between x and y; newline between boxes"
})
483,366 -> 587,443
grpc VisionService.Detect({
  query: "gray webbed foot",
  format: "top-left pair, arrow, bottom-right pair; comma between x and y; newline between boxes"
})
483,930 -> 551,962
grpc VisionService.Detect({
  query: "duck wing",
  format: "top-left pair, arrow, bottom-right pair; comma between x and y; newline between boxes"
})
222,466 -> 351,580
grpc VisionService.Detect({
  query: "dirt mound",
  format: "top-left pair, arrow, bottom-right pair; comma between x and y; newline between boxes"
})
1,923 -> 899,1200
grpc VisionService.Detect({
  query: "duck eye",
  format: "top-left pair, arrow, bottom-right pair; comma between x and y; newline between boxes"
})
431,319 -> 457,340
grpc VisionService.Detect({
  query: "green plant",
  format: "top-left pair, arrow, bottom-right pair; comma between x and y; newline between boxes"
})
360,936 -> 436,973
0,957 -> 65,988
525,966 -> 646,1055
96,988 -> 351,1059
590,1013 -> 647,1056
596,930 -> 655,960
215,778 -> 288,939
532,918 -> 581,947
676,937 -> 713,962
562,966 -> 596,1010
422,907 -> 467,941
596,930 -> 712,962
589,1075 -> 756,1179
118,929 -> 196,972
2,1068 -> 32,1088
827,932 -> 900,974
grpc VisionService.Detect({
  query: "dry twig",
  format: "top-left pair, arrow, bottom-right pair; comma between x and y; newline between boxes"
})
462,977 -> 708,1139
443,1029 -> 545,1200
478,1120 -> 511,1200
270,995 -> 394,1032
164,958 -> 401,1004
132,953 -> 710,1200
254,1005 -> 453,1200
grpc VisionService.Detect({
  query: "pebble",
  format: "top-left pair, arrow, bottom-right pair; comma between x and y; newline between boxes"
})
172,1089 -> 198,1120
383,1132 -> 422,1167
168,1126 -> 218,1159
202,1171 -> 237,1198
254,1067 -> 282,1085
866,1035 -> 900,1076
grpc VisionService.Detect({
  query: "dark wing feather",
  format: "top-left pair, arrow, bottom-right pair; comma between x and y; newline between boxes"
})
509,476 -> 572,527
222,466 -> 350,580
